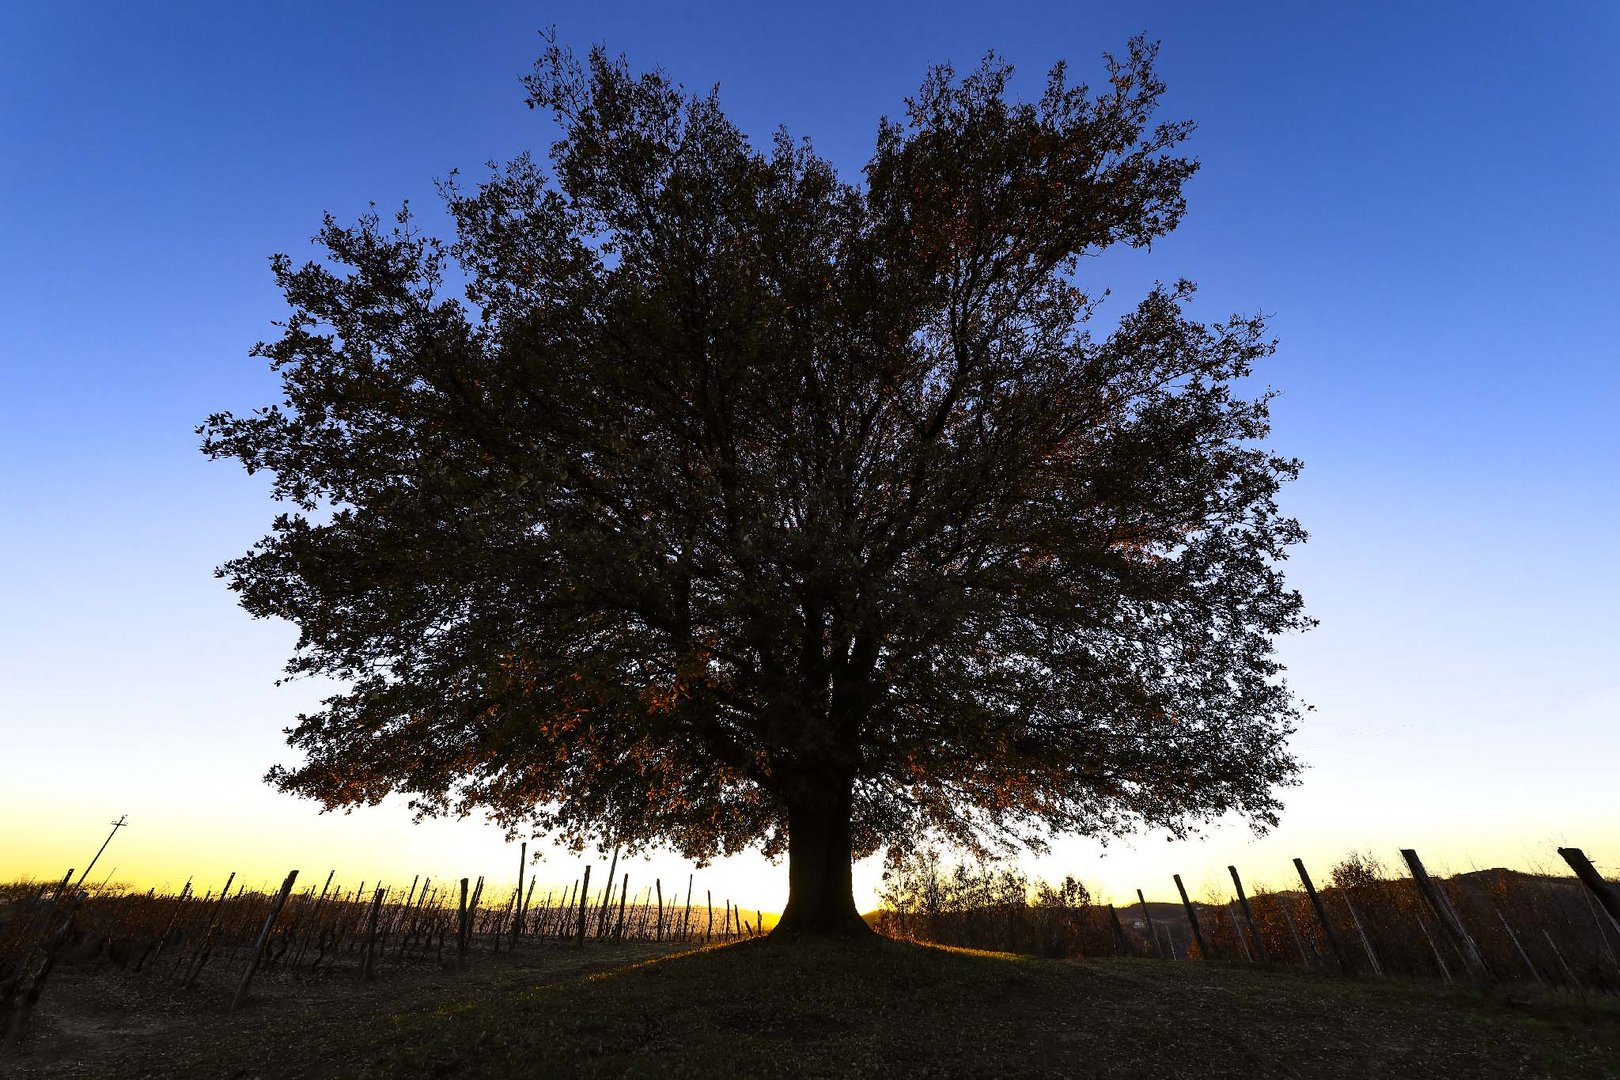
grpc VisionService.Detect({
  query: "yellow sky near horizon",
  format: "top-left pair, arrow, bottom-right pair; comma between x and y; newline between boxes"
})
5,780 -> 1613,913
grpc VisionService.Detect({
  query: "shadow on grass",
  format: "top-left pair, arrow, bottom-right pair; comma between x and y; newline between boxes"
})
18,937 -> 1620,1079
349,936 -> 1620,1080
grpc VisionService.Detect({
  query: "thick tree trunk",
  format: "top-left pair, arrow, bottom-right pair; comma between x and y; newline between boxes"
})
771,777 -> 872,939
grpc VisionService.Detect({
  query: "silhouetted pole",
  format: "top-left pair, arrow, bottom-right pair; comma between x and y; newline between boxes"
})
512,842 -> 526,940
575,864 -> 592,946
597,847 -> 620,938
74,815 -> 127,888
1293,857 -> 1352,975
232,869 -> 298,1009
1558,848 -> 1620,937
457,878 -> 470,964
180,871 -> 236,989
361,886 -> 385,981
1227,865 -> 1269,964
1136,889 -> 1163,959
1400,848 -> 1489,980
1172,875 -> 1210,960
615,873 -> 629,940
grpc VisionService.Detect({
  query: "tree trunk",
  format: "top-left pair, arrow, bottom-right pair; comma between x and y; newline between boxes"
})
771,777 -> 871,938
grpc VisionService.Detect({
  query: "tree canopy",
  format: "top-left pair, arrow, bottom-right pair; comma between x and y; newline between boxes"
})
202,37 -> 1309,934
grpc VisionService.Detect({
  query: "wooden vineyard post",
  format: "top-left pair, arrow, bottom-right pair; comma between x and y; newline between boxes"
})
596,847 -> 620,939
521,878 -> 537,939
179,871 -> 236,989
575,864 -> 592,947
554,880 -> 576,939
291,870 -> 335,969
512,842 -> 526,941
1172,875 -> 1210,960
1558,848 -> 1620,938
1136,889 -> 1163,959
457,878 -> 470,964
683,874 -> 694,942
655,879 -> 664,942
231,870 -> 298,1010
706,890 -> 714,943
615,874 -> 630,940
1227,866 -> 1270,964
1294,858 -> 1353,975
1400,849 -> 1490,981
144,877 -> 192,972
360,886 -> 385,982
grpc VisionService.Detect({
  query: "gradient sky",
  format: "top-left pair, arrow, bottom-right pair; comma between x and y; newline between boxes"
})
2,2 -> 1616,911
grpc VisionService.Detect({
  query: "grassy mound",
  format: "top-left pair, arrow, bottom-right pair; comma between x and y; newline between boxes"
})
17,937 -> 1620,1078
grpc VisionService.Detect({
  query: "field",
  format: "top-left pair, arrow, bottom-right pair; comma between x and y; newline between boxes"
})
6,936 -> 1620,1078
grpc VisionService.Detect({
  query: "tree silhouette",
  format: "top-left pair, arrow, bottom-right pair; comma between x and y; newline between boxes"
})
202,37 -> 1309,936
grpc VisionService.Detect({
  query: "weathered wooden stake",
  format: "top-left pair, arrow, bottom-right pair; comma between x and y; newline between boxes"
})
521,877 -> 537,938
180,871 -> 236,989
231,870 -> 298,1010
1293,857 -> 1352,975
360,886 -> 385,981
596,847 -> 620,938
1400,848 -> 1489,980
1172,875 -> 1210,960
1580,885 -> 1620,966
706,890 -> 714,943
457,878 -> 470,962
1227,866 -> 1270,964
1136,889 -> 1162,959
575,864 -> 592,946
1558,848 -> 1620,939
655,879 -> 664,942
512,842 -> 526,940
615,873 -> 630,940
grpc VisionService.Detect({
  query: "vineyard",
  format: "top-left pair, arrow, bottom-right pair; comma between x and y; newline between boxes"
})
0,848 -> 759,1051
7,841 -> 1620,1074
878,845 -> 1620,994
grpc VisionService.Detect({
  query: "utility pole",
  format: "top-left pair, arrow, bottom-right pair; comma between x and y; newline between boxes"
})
74,815 -> 127,888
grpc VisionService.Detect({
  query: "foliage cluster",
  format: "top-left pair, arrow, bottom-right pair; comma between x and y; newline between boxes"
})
200,36 -> 1310,933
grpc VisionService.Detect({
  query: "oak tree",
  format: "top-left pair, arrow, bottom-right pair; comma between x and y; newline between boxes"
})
202,38 -> 1309,936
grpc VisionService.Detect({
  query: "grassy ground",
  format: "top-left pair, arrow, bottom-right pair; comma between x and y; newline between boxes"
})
10,937 -> 1620,1078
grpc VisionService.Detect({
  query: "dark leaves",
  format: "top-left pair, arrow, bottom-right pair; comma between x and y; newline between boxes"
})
204,39 -> 1307,864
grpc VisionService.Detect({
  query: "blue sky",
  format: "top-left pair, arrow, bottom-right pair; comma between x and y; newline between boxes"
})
2,2 -> 1616,906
